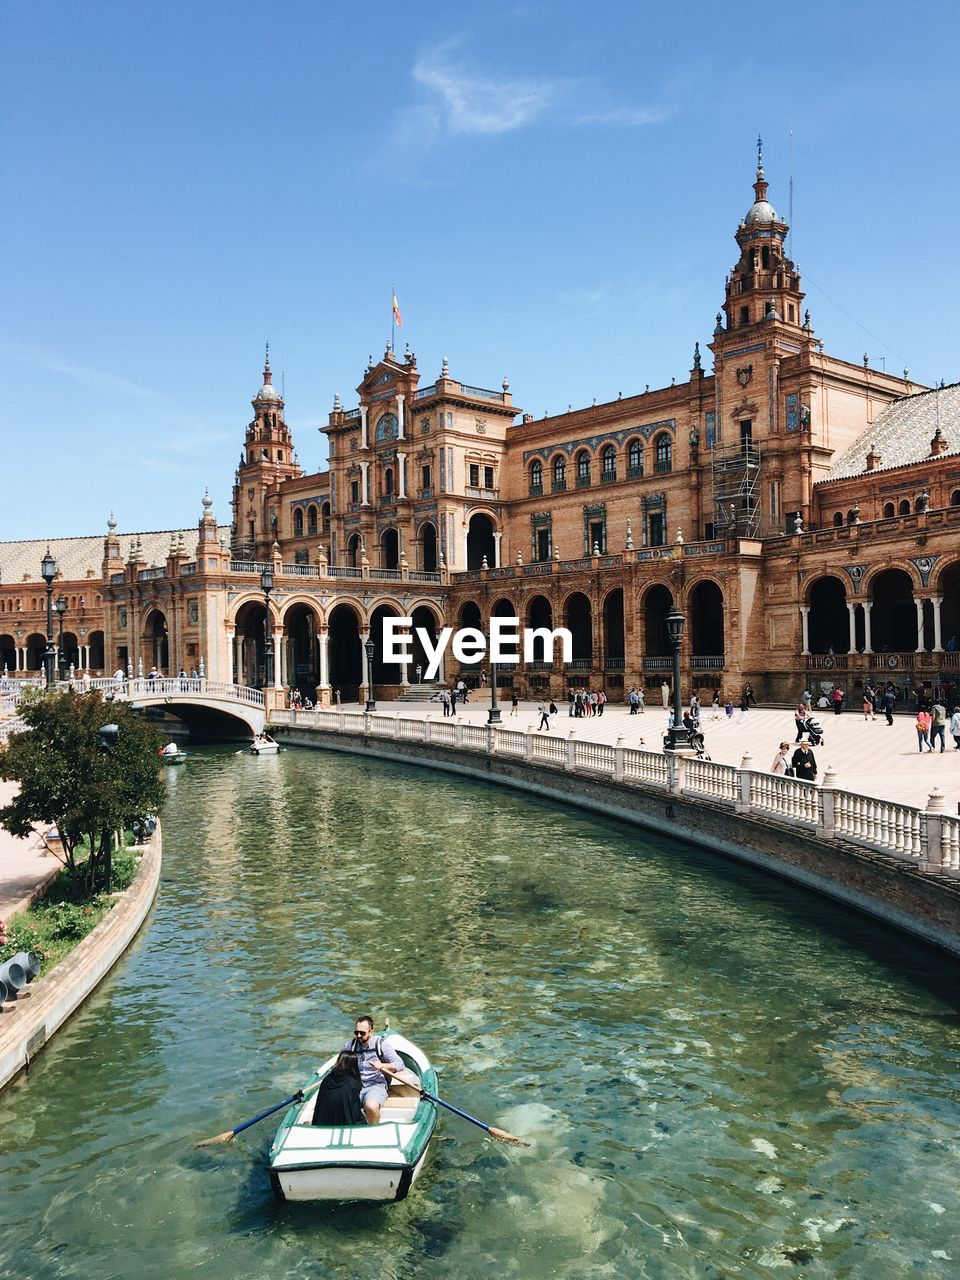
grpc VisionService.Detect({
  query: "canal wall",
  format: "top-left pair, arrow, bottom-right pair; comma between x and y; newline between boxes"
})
0,827 -> 162,1091
271,712 -> 960,959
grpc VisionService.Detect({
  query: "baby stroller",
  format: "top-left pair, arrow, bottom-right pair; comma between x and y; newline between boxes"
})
801,716 -> 824,746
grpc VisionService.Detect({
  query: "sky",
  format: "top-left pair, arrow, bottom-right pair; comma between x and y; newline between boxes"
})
3,0 -> 959,540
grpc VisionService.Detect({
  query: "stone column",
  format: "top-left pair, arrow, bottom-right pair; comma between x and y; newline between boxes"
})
16,647 -> 24,671
272,625 -> 284,690
862,601 -> 873,655
847,601 -> 857,654
493,531 -> 502,568
361,460 -> 371,506
915,597 -> 925,653
225,626 -> 236,683
932,595 -> 944,653
317,627 -> 330,689
360,406 -> 368,449
463,524 -> 469,571
397,393 -> 405,440
800,606 -> 810,656
397,452 -> 407,499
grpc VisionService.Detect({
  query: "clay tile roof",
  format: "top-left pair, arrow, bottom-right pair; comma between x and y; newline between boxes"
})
822,382 -> 960,482
0,529 -> 198,585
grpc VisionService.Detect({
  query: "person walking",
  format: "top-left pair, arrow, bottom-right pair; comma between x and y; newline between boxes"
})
635,686 -> 645,714
537,703 -> 551,731
661,680 -> 670,709
597,689 -> 606,717
791,740 -> 818,781
794,701 -> 808,743
862,685 -> 876,721
770,742 -> 792,775
744,682 -> 757,708
882,683 -> 896,726
510,692 -> 519,717
930,701 -> 947,753
831,684 -> 844,715
711,688 -> 721,720
950,706 -> 960,750
737,692 -> 750,723
915,708 -> 932,752
629,688 -> 639,715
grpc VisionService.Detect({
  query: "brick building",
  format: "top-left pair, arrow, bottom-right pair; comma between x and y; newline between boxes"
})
2,147 -> 957,707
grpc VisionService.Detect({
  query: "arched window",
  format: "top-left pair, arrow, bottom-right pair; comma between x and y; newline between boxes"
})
307,505 -> 318,535
552,456 -> 567,491
899,499 -> 911,516
628,439 -> 643,476
376,413 -> 398,442
601,445 -> 616,481
883,502 -> 895,518
321,502 -> 331,534
576,451 -> 591,487
833,512 -> 844,527
654,433 -> 672,473
385,468 -> 395,496
530,460 -> 543,494
294,509 -> 304,537
952,490 -> 960,506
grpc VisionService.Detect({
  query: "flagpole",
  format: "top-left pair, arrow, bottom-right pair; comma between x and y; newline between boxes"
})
391,283 -> 395,354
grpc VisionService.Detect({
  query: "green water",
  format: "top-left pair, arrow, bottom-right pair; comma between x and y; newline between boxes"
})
1,747 -> 960,1279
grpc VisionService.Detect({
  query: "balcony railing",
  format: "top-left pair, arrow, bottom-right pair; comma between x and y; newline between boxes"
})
529,483 -> 543,496
419,488 -> 433,500
643,656 -> 673,671
328,566 -> 362,579
231,561 -> 271,574
565,657 -> 592,670
653,459 -> 672,474
466,486 -> 499,500
605,657 -> 626,670
575,474 -> 591,488
691,655 -> 725,670
460,384 -> 503,402
552,479 -> 567,492
138,567 -> 166,581
601,470 -> 617,484
410,571 -> 442,582
282,564 -> 321,578
415,384 -> 437,400
627,465 -> 644,480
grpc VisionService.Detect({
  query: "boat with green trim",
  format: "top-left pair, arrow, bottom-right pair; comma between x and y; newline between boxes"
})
267,1031 -> 438,1202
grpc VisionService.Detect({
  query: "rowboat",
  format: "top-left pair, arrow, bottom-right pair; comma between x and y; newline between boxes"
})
248,736 -> 280,756
159,750 -> 188,765
267,1031 -> 438,1202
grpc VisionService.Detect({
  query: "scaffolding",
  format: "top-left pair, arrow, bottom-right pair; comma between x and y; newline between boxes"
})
712,442 -> 762,537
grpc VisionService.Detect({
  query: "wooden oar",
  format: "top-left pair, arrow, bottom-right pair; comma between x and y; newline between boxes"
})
414,1082 -> 530,1147
195,1082 -> 319,1148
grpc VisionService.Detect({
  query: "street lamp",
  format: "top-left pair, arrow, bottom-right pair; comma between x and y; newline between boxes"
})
260,567 -> 274,690
663,605 -> 692,752
364,637 -> 377,711
487,656 -> 501,724
55,595 -> 67,681
40,551 -> 58,688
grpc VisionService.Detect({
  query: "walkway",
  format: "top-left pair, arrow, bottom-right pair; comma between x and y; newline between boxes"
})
0,781 -> 59,921
316,697 -> 960,813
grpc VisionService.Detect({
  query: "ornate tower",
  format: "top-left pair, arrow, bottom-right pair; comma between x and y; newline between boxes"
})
231,347 -> 300,557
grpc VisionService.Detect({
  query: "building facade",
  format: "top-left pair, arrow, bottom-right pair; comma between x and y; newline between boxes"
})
3,149 -> 958,707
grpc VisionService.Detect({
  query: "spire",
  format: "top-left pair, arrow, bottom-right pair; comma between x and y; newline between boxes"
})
263,342 -> 272,385
753,134 -> 769,204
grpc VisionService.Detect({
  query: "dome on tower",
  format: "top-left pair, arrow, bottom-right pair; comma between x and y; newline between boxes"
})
253,345 -> 282,404
255,380 -> 281,403
744,198 -> 777,226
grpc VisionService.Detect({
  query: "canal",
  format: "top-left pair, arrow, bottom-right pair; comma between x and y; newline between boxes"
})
1,746 -> 959,1278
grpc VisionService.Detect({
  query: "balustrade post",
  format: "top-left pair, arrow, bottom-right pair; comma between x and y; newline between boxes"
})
423,716 -> 432,743
339,708 -> 346,733
392,713 -> 400,738
737,753 -> 753,813
820,765 -> 838,838
455,721 -> 465,749
363,710 -> 371,736
613,735 -> 625,783
666,751 -> 683,795
921,787 -> 946,873
487,724 -> 496,755
524,727 -> 534,761
565,730 -> 576,771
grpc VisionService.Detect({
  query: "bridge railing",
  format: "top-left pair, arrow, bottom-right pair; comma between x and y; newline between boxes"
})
92,677 -> 265,707
270,709 -> 959,881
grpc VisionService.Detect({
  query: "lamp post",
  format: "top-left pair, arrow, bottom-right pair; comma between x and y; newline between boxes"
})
40,551 -> 58,688
260,567 -> 274,690
364,636 -> 376,711
664,605 -> 692,752
55,595 -> 67,681
487,658 -> 501,724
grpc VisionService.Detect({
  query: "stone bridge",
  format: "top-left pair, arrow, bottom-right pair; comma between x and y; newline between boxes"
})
97,677 -> 265,739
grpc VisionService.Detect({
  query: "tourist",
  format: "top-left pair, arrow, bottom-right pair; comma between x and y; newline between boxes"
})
794,700 -> 808,742
725,698 -> 734,719
660,680 -> 670,709
690,693 -> 700,721
311,1051 -> 363,1127
737,692 -> 750,723
480,669 -> 487,688
791,740 -> 818,781
950,707 -> 960,750
930,701 -> 947,753
537,703 -> 551,731
882,683 -> 896,726
441,689 -> 452,717
81,669 -> 91,692
568,690 -> 575,716
801,688 -> 813,710
862,685 -> 876,721
831,684 -> 844,715
335,688 -> 342,706
635,686 -> 645,714
160,741 -> 179,757
711,688 -> 721,719
415,663 -> 423,684
628,688 -> 639,714
915,708 -> 932,752
179,666 -> 188,691
549,699 -> 559,721
113,667 -> 126,691
770,742 -> 792,775
510,692 -> 519,717
948,635 -> 958,653
344,1016 -> 405,1125
457,679 -> 467,704
744,682 -> 757,708
597,689 -> 606,717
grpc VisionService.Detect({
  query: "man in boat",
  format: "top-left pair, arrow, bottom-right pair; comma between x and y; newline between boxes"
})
344,1015 -> 405,1124
160,741 -> 180,757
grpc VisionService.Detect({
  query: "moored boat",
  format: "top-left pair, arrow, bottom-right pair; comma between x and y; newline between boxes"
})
267,1031 -> 438,1202
248,735 -> 279,755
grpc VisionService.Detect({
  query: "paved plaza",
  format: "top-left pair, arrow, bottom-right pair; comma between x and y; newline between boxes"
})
329,695 -> 960,814
0,780 -> 59,920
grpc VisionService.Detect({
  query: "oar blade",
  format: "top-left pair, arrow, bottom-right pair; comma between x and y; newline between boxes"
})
486,1125 -> 531,1148
194,1129 -> 236,1148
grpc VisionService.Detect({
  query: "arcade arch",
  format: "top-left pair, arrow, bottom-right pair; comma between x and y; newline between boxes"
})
642,584 -> 673,658
689,580 -> 724,656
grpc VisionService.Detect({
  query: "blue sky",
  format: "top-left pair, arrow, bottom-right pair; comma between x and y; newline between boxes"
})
3,0 -> 959,540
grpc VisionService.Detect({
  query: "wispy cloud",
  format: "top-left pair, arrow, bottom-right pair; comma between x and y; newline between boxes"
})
1,341 -> 162,400
398,43 -> 668,146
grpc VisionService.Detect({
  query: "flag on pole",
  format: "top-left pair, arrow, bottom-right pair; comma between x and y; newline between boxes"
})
392,291 -> 403,327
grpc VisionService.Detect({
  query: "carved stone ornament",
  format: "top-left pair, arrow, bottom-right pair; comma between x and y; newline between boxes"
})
476,419 -> 487,434
736,365 -> 753,387
350,437 -> 359,452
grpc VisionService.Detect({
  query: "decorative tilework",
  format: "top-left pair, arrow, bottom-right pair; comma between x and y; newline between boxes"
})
705,412 -> 717,447
910,555 -> 939,588
522,420 -> 675,465
785,394 -> 799,433
842,564 -> 868,594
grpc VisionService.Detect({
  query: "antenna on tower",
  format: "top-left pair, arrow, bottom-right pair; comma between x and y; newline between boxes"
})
788,129 -> 794,257
281,350 -> 285,400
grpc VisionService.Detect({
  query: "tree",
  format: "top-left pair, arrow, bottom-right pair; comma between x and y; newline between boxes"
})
0,691 -> 165,894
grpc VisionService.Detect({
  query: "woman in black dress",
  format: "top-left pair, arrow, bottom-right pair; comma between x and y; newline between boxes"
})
311,1051 -> 364,1126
